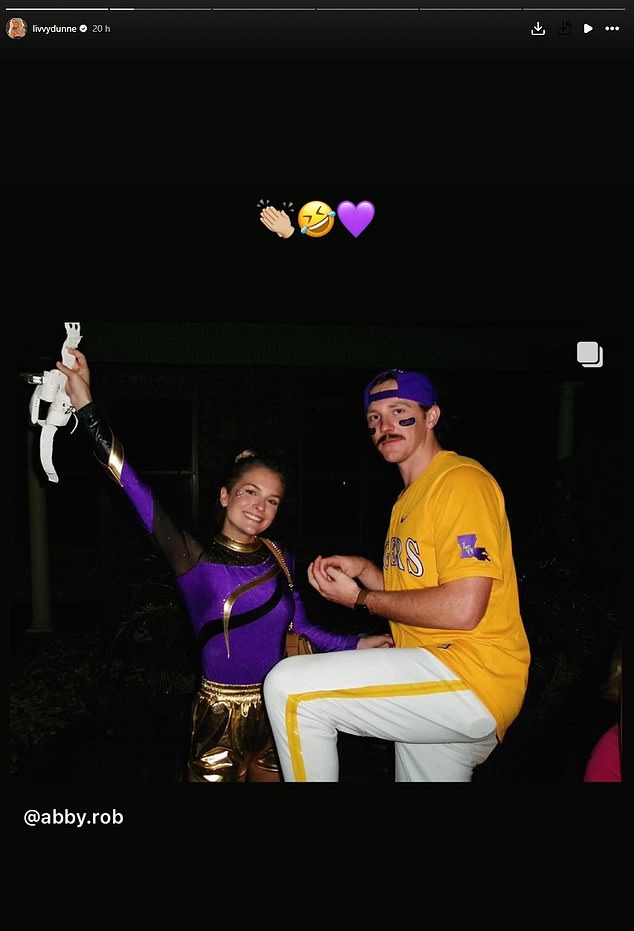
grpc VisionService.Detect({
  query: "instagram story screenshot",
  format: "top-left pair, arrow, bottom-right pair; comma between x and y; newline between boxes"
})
9,184 -> 624,844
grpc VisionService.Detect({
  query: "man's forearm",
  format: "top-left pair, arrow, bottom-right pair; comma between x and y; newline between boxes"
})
362,577 -> 493,632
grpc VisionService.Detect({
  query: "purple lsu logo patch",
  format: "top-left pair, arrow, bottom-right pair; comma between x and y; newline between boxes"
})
457,533 -> 490,561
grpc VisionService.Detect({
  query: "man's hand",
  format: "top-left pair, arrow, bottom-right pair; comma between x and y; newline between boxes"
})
311,554 -> 371,581
307,560 -> 362,609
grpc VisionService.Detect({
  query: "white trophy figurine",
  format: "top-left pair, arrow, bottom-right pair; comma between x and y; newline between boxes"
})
26,322 -> 82,483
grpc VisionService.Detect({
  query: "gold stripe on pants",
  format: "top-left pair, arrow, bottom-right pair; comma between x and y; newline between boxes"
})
188,679 -> 280,783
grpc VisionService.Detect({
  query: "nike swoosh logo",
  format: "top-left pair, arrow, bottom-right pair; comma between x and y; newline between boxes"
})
399,515 -> 408,523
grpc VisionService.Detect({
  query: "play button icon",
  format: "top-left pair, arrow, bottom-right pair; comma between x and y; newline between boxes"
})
583,23 -> 593,32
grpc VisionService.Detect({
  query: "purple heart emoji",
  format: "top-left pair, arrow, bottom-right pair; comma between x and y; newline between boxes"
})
337,200 -> 375,238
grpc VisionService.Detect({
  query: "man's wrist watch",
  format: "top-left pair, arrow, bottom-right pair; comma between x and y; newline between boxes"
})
354,588 -> 372,616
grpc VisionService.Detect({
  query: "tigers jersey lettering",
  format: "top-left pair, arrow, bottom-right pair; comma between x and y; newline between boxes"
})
384,537 -> 425,577
385,537 -> 405,571
383,537 -> 425,579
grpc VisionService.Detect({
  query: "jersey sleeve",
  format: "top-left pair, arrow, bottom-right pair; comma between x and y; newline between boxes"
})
429,465 -> 505,585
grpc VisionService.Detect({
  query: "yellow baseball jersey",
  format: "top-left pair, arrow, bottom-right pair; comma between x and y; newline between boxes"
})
384,450 -> 530,741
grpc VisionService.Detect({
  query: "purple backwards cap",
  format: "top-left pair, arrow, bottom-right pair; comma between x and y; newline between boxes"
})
364,369 -> 437,411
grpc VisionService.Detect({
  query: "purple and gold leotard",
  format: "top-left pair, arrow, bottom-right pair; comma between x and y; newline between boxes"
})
77,402 -> 359,686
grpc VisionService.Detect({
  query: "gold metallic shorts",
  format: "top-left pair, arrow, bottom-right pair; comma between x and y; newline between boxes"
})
188,679 -> 281,783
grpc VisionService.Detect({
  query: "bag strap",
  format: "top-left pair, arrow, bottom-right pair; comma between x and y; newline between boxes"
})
220,539 -> 296,658
260,537 -> 294,591
261,537 -> 301,636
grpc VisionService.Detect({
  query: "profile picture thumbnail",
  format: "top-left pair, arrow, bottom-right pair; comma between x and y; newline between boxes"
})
7,17 -> 28,39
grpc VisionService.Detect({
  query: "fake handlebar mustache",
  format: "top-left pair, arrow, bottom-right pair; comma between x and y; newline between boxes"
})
377,433 -> 402,446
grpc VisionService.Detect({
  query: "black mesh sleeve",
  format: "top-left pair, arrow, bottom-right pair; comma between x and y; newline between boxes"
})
75,401 -> 112,465
76,401 -> 204,576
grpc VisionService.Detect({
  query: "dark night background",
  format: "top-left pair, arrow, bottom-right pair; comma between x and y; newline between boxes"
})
8,186 -> 624,837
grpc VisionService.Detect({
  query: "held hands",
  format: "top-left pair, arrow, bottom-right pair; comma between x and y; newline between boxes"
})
308,556 -> 394,649
311,554 -> 370,584
307,554 -> 367,609
56,348 -> 93,411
